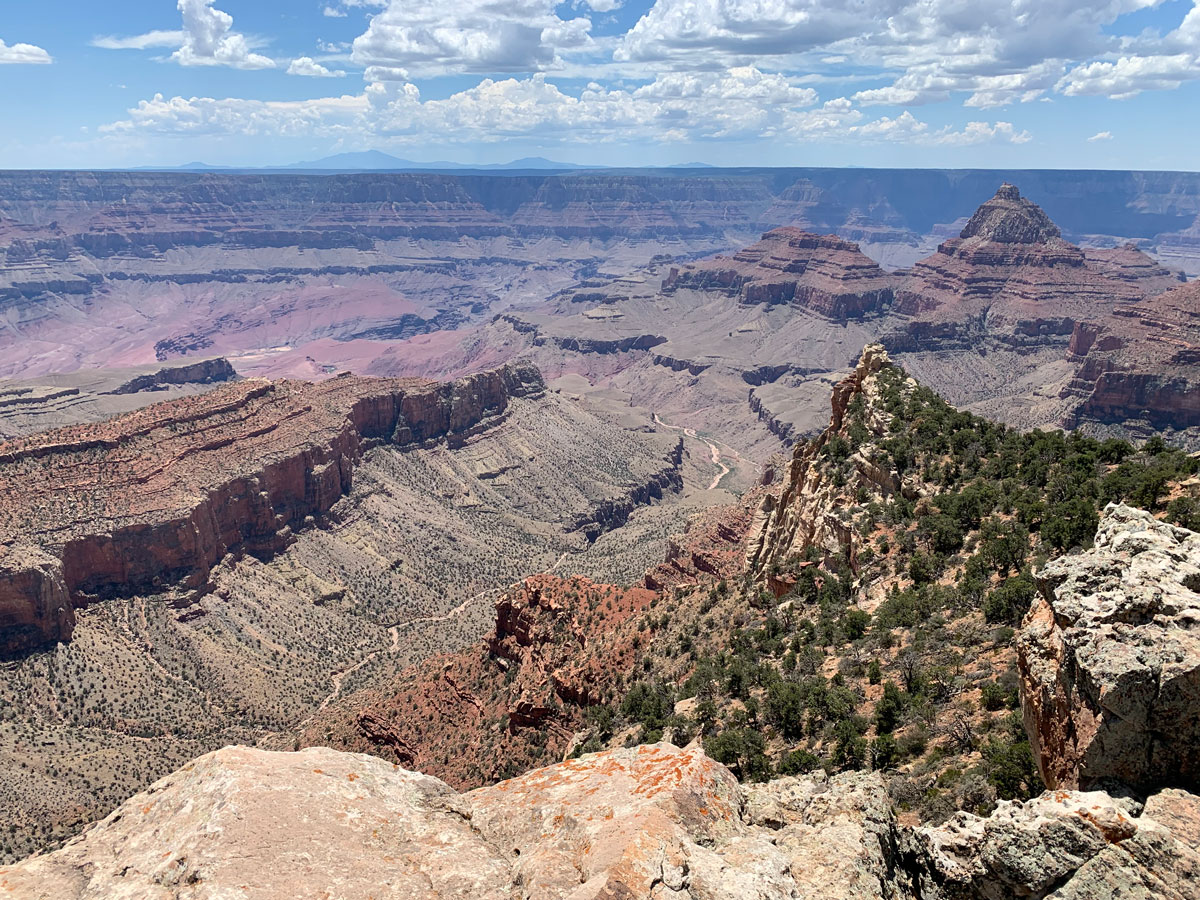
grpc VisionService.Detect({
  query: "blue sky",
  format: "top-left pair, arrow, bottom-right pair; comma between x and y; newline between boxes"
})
1,0 -> 1198,169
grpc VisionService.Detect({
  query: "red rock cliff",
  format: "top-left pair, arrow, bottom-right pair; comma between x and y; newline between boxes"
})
0,364 -> 544,656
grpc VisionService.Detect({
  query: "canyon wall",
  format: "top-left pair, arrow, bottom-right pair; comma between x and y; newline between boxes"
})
0,364 -> 544,656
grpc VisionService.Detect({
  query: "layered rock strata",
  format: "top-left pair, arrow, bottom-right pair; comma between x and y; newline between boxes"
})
663,227 -> 896,319
1019,504 -> 1200,793
1064,281 -> 1200,432
0,364 -> 544,656
889,184 -> 1182,351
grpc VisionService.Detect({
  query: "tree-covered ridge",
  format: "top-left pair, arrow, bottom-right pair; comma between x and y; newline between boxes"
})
593,356 -> 1199,824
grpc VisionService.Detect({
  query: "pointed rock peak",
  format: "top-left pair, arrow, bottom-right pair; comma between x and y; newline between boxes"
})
959,183 -> 1062,244
856,342 -> 892,377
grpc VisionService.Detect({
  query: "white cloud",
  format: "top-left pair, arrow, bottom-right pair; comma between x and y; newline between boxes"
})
322,5 -> 347,17
930,120 -> 1032,146
102,71 -> 1034,153
1058,53 -> 1200,99
578,0 -> 623,10
288,56 -> 346,77
93,0 -> 274,69
1088,130 -> 1114,141
173,0 -> 274,69
0,38 -> 52,64
614,0 -> 1177,110
101,92 -> 368,137
92,30 -> 185,51
351,0 -> 593,76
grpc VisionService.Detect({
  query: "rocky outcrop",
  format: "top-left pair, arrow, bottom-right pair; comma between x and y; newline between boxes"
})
0,364 -> 544,656
1063,281 -> 1200,434
1018,504 -> 1200,793
0,742 -> 914,900
6,740 -> 1199,899
664,227 -> 896,320
0,544 -> 74,657
0,745 -> 515,900
301,574 -> 658,787
746,344 -> 916,576
109,357 -> 238,394
913,786 -> 1200,899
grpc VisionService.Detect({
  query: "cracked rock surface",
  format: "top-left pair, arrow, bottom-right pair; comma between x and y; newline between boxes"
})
1019,503 -> 1200,793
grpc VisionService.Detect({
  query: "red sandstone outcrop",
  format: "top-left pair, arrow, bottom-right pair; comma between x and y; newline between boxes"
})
1019,504 -> 1200,793
0,364 -> 544,656
300,497 -> 752,787
303,574 -> 657,788
889,184 -> 1182,351
664,227 -> 896,319
642,500 -> 759,591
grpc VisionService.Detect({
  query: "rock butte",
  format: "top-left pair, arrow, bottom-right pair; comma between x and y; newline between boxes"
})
889,184 -> 1184,352
0,363 -> 544,656
663,227 -> 896,320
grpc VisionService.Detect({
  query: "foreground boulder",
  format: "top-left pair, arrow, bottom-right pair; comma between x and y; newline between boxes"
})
0,743 -> 908,900
915,787 -> 1200,899
4,740 -> 1199,898
0,745 -> 514,900
1019,504 -> 1200,793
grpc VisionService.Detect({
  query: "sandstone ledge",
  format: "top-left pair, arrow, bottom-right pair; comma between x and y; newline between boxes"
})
0,364 -> 544,657
3,742 -> 1197,899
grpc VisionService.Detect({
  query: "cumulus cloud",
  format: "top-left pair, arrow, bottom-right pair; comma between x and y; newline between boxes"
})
351,0 -> 593,77
322,5 -> 347,16
173,0 -> 274,68
101,70 -> 1033,154
614,0 -> 1179,109
1088,130 -> 1114,141
101,92 -> 368,137
97,0 -> 273,69
931,120 -> 1032,146
288,56 -> 346,77
0,38 -> 52,64
1059,53 -> 1200,99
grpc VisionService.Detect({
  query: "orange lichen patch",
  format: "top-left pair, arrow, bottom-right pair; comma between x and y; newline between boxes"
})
312,769 -> 324,775
347,773 -> 359,782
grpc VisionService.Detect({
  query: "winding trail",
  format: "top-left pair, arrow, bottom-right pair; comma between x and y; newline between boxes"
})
653,413 -> 737,491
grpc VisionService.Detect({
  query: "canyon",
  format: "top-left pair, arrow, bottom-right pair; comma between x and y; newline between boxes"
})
4,358 -> 1200,896
3,168 -> 1200,896
396,183 -> 1192,465
0,360 -> 717,863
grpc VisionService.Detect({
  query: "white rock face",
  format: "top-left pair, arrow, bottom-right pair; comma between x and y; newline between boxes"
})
1019,503 -> 1200,792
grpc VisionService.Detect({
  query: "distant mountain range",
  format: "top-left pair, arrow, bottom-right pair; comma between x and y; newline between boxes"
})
132,151 -> 598,172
